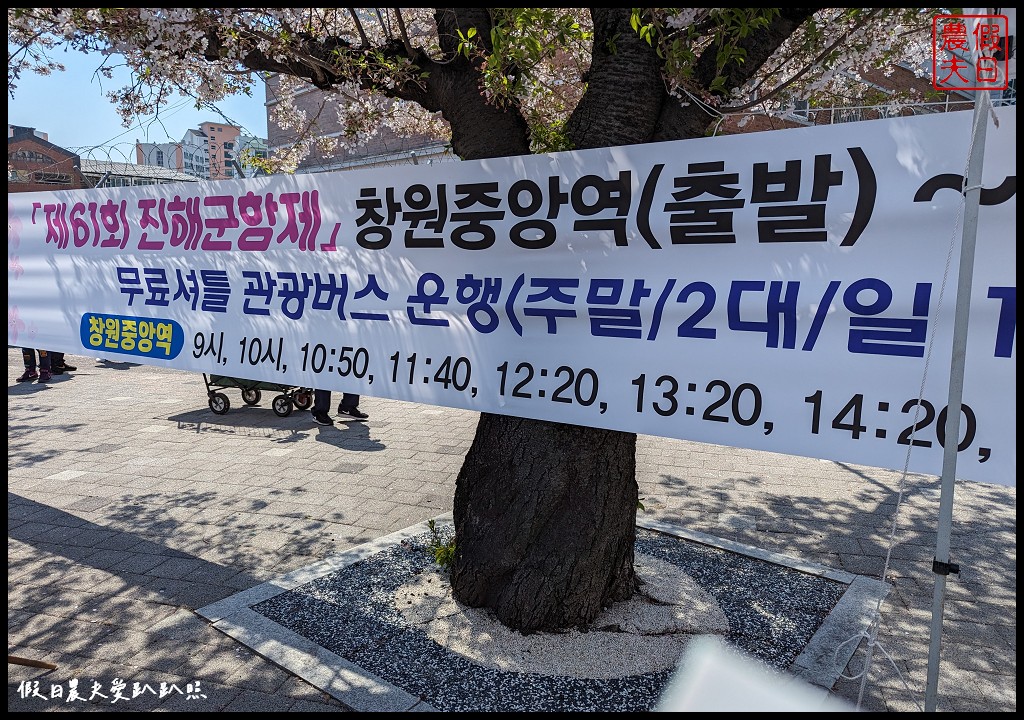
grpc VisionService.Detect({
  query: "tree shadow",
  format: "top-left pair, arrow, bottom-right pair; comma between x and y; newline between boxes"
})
7,415 -> 87,465
313,420 -> 386,452
162,406 -> 387,452
9,491 -> 261,609
7,490 -> 358,710
96,359 -> 141,369
9,491 -> 264,692
8,380 -> 69,397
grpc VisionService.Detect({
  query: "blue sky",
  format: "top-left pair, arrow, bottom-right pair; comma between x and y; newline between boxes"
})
8,50 -> 269,163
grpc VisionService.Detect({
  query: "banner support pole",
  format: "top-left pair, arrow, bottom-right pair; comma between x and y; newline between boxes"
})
923,87 -> 993,713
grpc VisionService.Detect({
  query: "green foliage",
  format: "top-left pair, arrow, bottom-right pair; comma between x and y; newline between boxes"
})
630,8 -> 780,102
530,118 -> 573,154
630,12 -> 655,46
455,26 -> 478,58
625,8 -> 939,113
458,9 -> 592,106
427,518 -> 457,572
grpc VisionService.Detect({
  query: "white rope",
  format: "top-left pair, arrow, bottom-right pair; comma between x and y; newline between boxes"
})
845,100 -> 985,713
836,629 -> 924,711
678,87 -> 725,119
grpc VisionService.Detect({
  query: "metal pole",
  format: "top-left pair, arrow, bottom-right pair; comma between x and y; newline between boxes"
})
923,87 -> 992,712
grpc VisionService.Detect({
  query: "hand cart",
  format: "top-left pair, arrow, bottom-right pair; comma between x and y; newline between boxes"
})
203,374 -> 313,417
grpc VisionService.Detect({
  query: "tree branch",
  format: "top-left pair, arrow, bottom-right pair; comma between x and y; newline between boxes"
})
653,7 -> 823,141
394,8 -> 415,56
692,7 -> 825,99
719,8 -> 883,113
347,8 -> 370,48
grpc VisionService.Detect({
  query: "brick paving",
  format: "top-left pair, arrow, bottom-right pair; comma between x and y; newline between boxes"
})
7,348 -> 1015,711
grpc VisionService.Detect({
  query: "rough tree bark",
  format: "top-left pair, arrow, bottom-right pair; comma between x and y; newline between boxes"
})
451,415 -> 639,632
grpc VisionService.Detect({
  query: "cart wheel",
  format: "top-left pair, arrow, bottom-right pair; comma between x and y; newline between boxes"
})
272,394 -> 293,417
292,388 -> 312,411
209,392 -> 231,415
241,388 -> 262,405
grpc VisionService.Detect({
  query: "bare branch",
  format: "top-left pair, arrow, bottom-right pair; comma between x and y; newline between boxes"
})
393,9 -> 415,56
720,8 -> 882,113
374,8 -> 391,39
348,8 -> 370,48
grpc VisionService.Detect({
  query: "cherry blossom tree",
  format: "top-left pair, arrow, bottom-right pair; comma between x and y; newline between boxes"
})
8,8 -> 937,633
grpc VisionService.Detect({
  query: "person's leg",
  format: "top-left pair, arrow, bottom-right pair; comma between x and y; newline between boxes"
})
311,389 -> 334,424
339,393 -> 359,410
338,394 -> 368,419
51,351 -> 76,373
17,349 -> 38,381
37,350 -> 53,383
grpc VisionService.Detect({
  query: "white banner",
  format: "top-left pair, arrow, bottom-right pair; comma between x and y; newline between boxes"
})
8,107 -> 1016,485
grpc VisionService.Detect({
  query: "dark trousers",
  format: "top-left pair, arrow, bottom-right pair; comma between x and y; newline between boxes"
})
313,390 -> 360,415
22,349 -> 51,372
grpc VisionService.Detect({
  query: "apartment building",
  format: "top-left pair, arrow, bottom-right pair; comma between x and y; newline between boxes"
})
136,122 -> 268,180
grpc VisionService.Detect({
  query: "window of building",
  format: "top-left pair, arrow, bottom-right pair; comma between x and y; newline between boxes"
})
32,171 -> 72,185
13,149 -> 52,163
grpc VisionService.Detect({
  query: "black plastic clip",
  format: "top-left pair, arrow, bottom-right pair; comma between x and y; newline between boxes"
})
932,558 -> 961,576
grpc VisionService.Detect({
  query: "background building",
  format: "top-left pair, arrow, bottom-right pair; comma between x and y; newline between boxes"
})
9,125 -> 197,193
264,74 -> 454,175
715,63 -> 996,136
8,125 -> 88,192
78,159 -> 197,188
136,122 -> 268,180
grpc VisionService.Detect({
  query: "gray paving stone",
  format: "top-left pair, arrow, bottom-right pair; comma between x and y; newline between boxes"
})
108,552 -> 180,575
288,697 -> 351,711
221,657 -> 294,693
6,349 -> 1015,712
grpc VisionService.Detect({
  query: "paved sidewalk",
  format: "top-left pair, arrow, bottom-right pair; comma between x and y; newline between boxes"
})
7,348 -> 1016,712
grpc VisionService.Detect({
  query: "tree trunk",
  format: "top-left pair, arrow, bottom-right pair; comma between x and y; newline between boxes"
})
442,8 -> 659,635
450,412 -> 639,633
440,7 -> 816,635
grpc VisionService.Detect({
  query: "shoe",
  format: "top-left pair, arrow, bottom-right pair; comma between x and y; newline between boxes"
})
311,412 -> 335,426
17,369 -> 38,382
37,370 -> 52,383
52,367 -> 64,375
58,363 -> 77,372
337,406 -> 369,420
